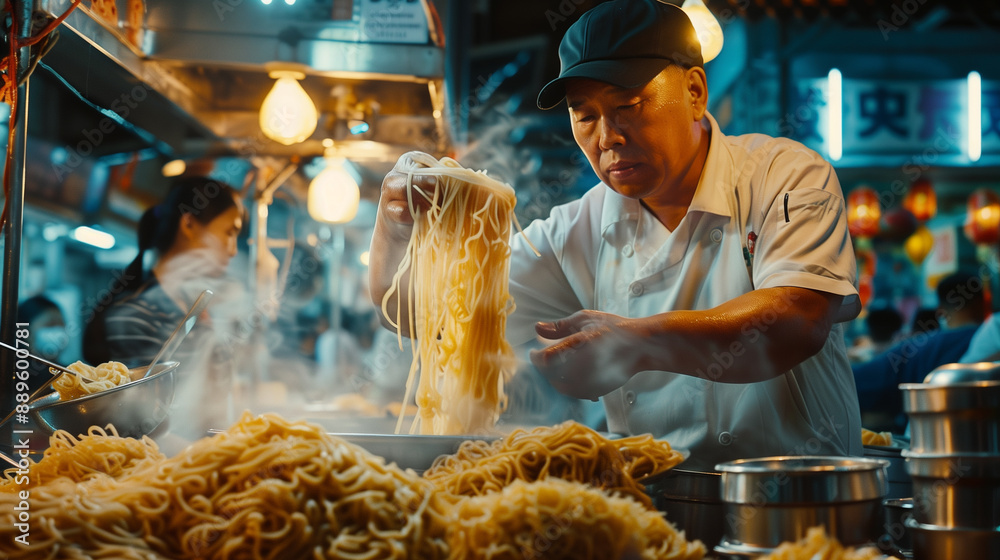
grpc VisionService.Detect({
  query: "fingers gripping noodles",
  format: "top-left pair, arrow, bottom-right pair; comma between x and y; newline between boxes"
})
382,153 -> 521,435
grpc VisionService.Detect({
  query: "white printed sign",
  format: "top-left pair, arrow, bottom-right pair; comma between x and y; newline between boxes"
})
360,0 -> 429,44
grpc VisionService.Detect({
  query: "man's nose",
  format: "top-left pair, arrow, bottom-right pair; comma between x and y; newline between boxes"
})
598,116 -> 626,150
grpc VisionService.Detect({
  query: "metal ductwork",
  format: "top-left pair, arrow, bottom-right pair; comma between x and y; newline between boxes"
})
32,0 -> 451,196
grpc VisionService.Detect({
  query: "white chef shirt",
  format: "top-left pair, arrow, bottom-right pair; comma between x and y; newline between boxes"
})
507,113 -> 863,470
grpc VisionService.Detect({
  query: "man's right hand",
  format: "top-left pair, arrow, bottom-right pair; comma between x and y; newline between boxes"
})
369,151 -> 442,334
378,151 -> 442,230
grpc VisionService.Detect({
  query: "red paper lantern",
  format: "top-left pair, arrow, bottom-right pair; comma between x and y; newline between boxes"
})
964,188 -> 1000,245
847,186 -> 882,238
903,178 -> 937,223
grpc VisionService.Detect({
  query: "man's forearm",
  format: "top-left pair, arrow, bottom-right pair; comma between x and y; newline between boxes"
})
635,287 -> 838,383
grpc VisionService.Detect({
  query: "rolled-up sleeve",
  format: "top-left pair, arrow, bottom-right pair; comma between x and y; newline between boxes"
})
752,148 -> 861,323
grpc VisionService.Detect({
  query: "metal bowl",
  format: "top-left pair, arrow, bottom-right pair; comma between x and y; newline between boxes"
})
330,433 -> 499,473
907,518 -> 1000,560
645,469 -> 725,550
904,453 -> 1000,529
29,362 -> 178,439
923,361 -> 1000,384
900,381 -> 1000,454
714,456 -> 889,552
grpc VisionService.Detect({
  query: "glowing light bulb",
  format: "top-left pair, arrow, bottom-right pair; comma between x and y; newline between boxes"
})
308,156 -> 360,224
259,70 -> 318,145
681,0 -> 724,63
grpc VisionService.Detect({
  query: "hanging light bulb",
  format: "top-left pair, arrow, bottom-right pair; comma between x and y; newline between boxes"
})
259,69 -> 318,145
681,0 -> 724,63
308,143 -> 360,224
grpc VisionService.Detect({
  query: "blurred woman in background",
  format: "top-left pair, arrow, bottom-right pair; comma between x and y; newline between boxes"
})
84,176 -> 246,439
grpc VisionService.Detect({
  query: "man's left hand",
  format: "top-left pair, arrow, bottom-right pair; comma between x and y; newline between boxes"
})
529,310 -> 643,400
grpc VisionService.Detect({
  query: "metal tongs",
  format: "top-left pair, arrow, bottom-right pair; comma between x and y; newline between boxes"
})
145,289 -> 213,373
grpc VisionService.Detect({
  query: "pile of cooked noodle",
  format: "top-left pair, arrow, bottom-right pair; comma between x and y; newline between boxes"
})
1,413 -> 448,559
424,421 -> 686,508
0,425 -> 163,491
53,360 -> 132,400
382,153 -> 520,436
448,477 -> 705,560
1,416 -> 696,559
760,526 -> 898,560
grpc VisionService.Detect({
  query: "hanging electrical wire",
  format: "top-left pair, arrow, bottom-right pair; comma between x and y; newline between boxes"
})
0,0 -> 81,234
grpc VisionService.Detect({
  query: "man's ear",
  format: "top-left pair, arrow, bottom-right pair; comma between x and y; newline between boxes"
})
686,66 -> 709,120
177,213 -> 198,241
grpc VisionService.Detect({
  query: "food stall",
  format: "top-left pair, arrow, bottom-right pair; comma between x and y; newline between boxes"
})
1,0 -> 999,558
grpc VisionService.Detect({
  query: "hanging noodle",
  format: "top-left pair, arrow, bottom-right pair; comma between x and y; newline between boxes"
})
424,421 -> 686,508
0,412 -> 449,560
381,153 -> 521,436
53,360 -> 132,401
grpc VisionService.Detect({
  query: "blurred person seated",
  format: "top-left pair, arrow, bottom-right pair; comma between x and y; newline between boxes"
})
16,294 -> 69,391
853,270 -> 987,432
83,176 -> 246,439
908,307 -> 940,336
847,306 -> 904,363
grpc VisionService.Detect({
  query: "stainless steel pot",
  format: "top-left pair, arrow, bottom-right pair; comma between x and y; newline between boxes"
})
645,469 -> 725,550
714,456 -> 890,553
905,453 -> 1000,529
900,381 -> 1000,454
908,519 -> 1000,560
923,361 -> 1000,384
881,497 -> 914,557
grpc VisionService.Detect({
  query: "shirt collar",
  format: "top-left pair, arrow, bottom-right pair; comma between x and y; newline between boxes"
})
687,112 -> 735,218
600,111 -> 735,236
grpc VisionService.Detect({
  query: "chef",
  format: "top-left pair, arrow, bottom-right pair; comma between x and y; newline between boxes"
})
369,0 -> 862,469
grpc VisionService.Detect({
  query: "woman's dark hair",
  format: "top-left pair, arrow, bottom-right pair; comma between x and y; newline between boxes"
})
121,176 -> 242,292
83,176 -> 242,364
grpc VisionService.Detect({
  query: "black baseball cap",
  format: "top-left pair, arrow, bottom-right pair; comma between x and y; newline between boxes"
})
537,0 -> 703,110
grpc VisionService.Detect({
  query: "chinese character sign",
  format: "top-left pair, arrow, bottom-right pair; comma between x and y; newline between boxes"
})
792,78 -> 995,161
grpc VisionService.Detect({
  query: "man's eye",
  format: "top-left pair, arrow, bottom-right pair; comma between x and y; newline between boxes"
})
618,102 -> 639,111
575,115 -> 596,123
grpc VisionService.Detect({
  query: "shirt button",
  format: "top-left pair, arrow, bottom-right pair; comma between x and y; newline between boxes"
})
622,244 -> 634,258
625,391 -> 637,405
710,228 -> 723,243
629,282 -> 644,296
718,431 -> 734,446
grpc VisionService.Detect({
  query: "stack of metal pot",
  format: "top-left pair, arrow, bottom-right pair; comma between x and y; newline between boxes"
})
899,362 -> 1000,559
711,456 -> 889,558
